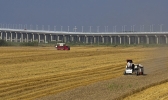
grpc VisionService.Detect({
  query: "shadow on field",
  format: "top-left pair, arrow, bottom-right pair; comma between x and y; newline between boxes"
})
142,74 -> 147,76
123,73 -> 147,76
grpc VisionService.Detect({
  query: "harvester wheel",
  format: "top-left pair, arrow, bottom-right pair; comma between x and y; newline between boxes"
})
123,71 -> 126,75
136,71 -> 139,76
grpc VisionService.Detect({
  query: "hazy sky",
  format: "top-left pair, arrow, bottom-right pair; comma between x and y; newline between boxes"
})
0,0 -> 168,32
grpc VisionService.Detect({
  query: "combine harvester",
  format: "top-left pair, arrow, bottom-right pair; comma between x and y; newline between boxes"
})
124,59 -> 144,76
55,43 -> 70,50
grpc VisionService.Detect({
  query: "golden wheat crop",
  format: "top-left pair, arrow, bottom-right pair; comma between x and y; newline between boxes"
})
124,81 -> 168,100
0,46 -> 160,100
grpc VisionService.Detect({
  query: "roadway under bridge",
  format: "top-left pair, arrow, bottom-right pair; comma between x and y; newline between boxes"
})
0,28 -> 168,45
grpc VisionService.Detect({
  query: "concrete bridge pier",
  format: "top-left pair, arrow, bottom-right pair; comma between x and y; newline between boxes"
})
118,35 -> 121,44
0,32 -> 2,39
164,35 -> 167,44
44,34 -> 47,43
134,36 -> 136,44
21,33 -> 23,42
146,35 -> 149,44
63,35 -> 67,43
85,36 -> 89,43
5,32 -> 7,41
26,33 -> 28,42
110,36 -> 113,44
38,34 -> 41,43
10,32 -> 12,42
15,32 -> 18,42
77,35 -> 81,42
127,35 -> 130,45
50,34 -> 52,42
137,36 -> 140,44
57,35 -> 60,42
32,33 -> 34,42
19,33 -> 21,42
94,36 -> 96,43
155,35 -> 159,44
101,36 -> 104,43
70,35 -> 74,42
85,36 -> 88,43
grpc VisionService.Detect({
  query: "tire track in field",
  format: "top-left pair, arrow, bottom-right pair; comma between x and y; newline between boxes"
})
0,63 -> 124,100
9,71 -> 121,100
0,64 -> 122,89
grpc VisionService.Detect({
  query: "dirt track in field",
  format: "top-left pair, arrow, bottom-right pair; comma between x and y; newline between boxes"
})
37,47 -> 168,100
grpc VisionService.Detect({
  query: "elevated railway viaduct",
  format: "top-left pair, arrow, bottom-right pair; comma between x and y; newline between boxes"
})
0,28 -> 168,45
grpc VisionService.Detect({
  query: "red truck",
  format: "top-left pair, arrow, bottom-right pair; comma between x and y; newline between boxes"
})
55,43 -> 70,50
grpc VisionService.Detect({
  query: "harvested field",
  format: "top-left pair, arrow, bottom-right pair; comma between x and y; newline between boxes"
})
0,46 -> 167,100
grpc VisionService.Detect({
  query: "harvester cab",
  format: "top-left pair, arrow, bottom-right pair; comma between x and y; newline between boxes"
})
127,59 -> 133,63
125,59 -> 134,74
55,43 -> 70,50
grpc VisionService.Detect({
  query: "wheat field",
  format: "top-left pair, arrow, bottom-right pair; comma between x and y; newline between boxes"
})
0,46 -> 161,100
124,81 -> 168,100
